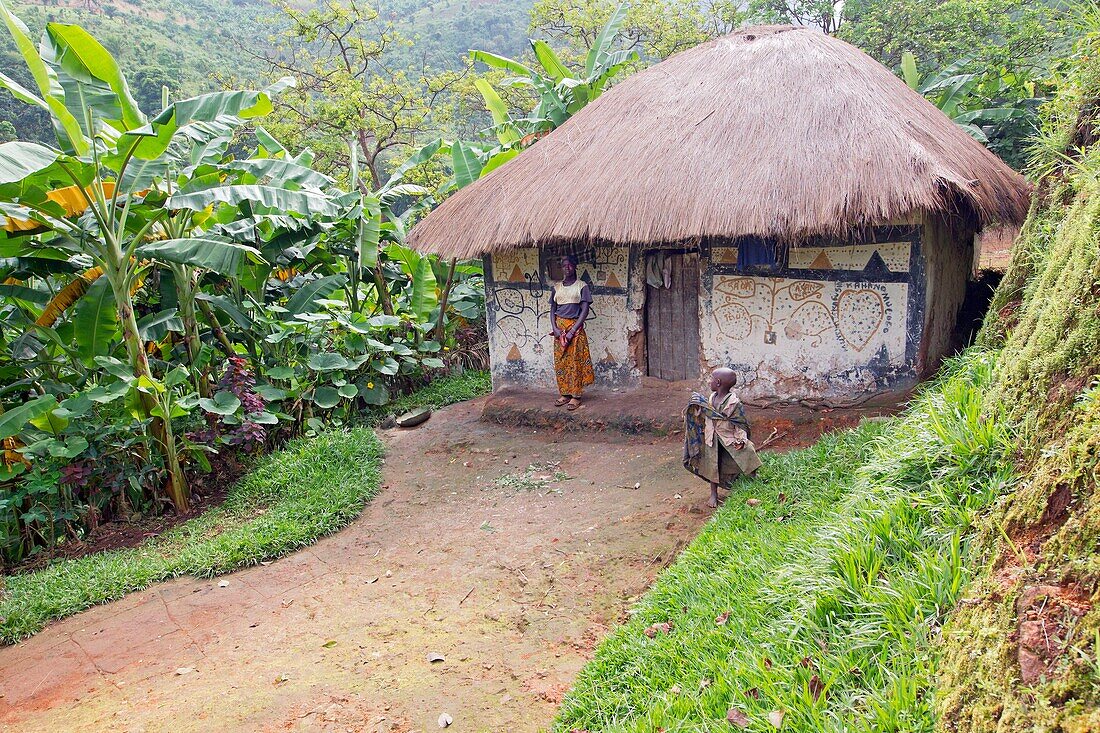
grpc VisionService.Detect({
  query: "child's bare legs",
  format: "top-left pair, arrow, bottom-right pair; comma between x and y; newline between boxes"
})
708,481 -> 720,508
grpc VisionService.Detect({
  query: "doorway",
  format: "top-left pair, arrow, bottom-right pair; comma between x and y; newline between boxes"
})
645,252 -> 700,381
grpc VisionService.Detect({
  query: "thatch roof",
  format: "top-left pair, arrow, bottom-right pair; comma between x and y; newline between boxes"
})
409,25 -> 1031,258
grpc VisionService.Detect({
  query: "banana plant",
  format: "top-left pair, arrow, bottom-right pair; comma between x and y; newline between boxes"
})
470,1 -> 638,142
0,2 -> 297,512
900,52 -> 1028,143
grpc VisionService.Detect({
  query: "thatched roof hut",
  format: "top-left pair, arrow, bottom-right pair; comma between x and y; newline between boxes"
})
415,26 -> 1031,402
409,25 -> 1028,257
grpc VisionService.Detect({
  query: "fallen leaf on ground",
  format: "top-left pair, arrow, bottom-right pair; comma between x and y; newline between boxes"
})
799,656 -> 815,669
778,492 -> 787,503
322,640 -> 337,648
699,677 -> 711,690
715,611 -> 731,626
809,674 -> 825,701
727,708 -> 751,728
743,687 -> 760,699
669,684 -> 681,695
428,652 -> 445,663
768,710 -> 785,728
763,657 -> 773,669
746,498 -> 761,507
174,667 -> 194,676
643,622 -> 673,638
273,674 -> 289,686
438,712 -> 453,728
217,580 -> 230,588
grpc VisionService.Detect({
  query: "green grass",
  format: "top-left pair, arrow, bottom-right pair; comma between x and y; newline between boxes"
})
365,369 -> 492,424
554,352 -> 1013,732
0,428 -> 383,645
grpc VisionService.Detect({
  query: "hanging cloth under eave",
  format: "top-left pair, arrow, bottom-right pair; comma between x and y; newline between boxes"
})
645,251 -> 672,289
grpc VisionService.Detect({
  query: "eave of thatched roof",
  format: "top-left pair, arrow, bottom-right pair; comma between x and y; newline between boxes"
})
409,25 -> 1031,259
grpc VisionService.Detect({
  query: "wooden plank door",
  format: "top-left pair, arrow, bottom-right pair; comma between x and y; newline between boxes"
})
645,252 -> 700,381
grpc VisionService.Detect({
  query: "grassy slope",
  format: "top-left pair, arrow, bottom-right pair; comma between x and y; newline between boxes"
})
556,354 -> 1012,732
0,370 -> 489,644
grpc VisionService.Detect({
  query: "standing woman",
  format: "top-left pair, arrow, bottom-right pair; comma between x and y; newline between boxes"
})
549,255 -> 595,410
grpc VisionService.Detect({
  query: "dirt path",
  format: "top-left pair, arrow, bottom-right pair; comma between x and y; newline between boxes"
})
0,399 -> 713,733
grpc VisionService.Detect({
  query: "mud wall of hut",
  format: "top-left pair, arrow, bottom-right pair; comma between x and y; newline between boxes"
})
483,246 -> 643,391
700,224 -> 924,400
483,217 -> 972,400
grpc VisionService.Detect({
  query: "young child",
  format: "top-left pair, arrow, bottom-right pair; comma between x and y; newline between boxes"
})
683,368 -> 762,507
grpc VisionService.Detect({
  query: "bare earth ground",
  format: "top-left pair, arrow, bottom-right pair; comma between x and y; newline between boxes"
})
0,399 -> 717,733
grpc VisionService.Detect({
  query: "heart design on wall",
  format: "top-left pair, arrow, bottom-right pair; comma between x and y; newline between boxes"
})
835,289 -> 886,352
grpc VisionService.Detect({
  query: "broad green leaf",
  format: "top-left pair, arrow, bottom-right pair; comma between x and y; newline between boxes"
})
0,0 -> 87,154
0,69 -> 47,110
451,141 -> 484,190
901,51 -> 920,90
311,386 -> 341,409
252,411 -> 278,425
167,185 -> 340,218
409,255 -> 437,320
422,357 -> 446,369
254,125 -> 287,155
531,40 -> 571,82
93,355 -> 135,381
381,138 -> 445,191
198,390 -> 241,416
44,23 -> 145,130
473,79 -> 521,146
126,78 -> 295,160
337,384 -> 358,399
0,394 -> 58,440
0,282 -> 48,304
222,158 -> 333,190
586,1 -> 630,78
359,194 -> 381,270
284,274 -> 347,317
29,407 -> 68,435
0,141 -> 59,185
469,49 -> 533,76
137,238 -> 264,275
357,380 -> 390,406
137,308 -> 182,341
73,275 -> 118,360
307,352 -> 351,372
481,149 -> 519,177
197,293 -> 253,330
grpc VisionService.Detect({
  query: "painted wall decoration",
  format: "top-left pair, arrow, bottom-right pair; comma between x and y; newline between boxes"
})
484,246 -> 641,389
702,226 -> 925,399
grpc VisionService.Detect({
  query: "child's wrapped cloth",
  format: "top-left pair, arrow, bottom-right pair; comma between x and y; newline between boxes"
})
683,391 -> 762,482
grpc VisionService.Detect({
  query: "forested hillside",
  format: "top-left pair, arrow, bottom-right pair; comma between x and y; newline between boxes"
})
0,0 -> 535,145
